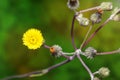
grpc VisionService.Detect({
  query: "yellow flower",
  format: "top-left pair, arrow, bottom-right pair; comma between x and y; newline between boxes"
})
22,28 -> 44,50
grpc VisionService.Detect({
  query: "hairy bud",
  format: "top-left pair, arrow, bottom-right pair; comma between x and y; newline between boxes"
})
84,47 -> 97,59
98,67 -> 110,77
67,0 -> 79,10
90,12 -> 102,24
76,14 -> 89,26
50,45 -> 62,57
99,2 -> 113,11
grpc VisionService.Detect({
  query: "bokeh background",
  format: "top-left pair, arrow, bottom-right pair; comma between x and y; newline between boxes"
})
0,0 -> 120,80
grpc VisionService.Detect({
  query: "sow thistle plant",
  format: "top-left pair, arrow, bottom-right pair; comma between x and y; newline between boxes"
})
1,0 -> 120,80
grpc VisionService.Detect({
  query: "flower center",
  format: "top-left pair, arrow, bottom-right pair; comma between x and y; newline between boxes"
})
29,36 -> 37,44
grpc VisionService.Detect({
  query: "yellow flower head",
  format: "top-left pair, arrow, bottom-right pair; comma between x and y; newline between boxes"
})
22,28 -> 44,50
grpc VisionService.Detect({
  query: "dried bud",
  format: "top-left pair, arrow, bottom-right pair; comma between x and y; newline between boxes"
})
50,45 -> 62,57
99,2 -> 113,11
90,12 -> 102,24
98,67 -> 110,77
76,14 -> 89,26
94,77 -> 100,80
67,0 -> 79,10
84,47 -> 97,59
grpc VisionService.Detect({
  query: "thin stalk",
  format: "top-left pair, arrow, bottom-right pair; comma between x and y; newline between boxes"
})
93,71 -> 99,75
71,15 -> 77,50
80,24 -> 93,49
81,18 -> 110,49
60,52 -> 71,59
43,44 -> 50,49
77,6 -> 99,14
77,54 -> 94,80
96,49 -> 120,55
62,52 -> 75,56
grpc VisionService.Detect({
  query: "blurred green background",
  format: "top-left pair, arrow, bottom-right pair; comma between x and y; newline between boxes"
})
0,0 -> 120,80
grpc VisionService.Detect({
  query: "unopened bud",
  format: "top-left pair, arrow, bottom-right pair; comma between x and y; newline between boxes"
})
99,2 -> 113,11
76,14 -> 89,26
90,12 -> 102,24
67,0 -> 79,10
50,45 -> 62,57
84,47 -> 97,59
98,67 -> 110,77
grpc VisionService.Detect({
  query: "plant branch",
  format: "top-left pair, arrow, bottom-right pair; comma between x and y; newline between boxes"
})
77,54 -> 94,80
71,15 -> 77,50
62,52 -> 75,56
1,59 -> 72,80
60,51 -> 72,59
93,71 -> 99,75
70,6 -> 102,50
47,59 -> 71,71
80,8 -> 120,49
77,6 -> 99,14
81,18 -> 110,49
43,44 -> 50,49
96,48 -> 120,55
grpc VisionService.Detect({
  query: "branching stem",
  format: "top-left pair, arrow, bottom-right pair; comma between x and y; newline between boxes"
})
97,48 -> 120,55
77,54 -> 94,80
77,6 -> 99,14
1,59 -> 72,80
81,9 -> 120,49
